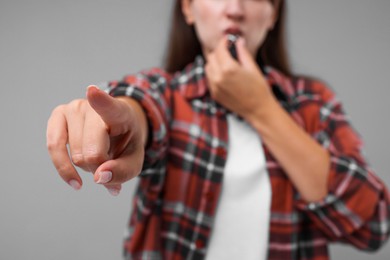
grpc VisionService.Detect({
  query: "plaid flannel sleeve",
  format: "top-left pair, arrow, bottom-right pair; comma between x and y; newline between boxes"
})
295,80 -> 390,251
102,68 -> 172,175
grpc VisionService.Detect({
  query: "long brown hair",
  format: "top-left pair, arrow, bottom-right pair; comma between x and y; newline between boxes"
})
164,0 -> 292,77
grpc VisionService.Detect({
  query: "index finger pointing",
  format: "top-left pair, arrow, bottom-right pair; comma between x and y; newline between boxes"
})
86,85 -> 130,136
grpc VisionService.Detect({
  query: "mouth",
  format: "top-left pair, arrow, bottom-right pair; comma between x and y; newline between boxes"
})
224,27 -> 243,37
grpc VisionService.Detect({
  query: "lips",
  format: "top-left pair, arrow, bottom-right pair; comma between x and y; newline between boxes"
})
224,27 -> 243,36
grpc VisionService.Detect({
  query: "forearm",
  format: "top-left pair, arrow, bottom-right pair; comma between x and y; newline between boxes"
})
249,99 -> 330,202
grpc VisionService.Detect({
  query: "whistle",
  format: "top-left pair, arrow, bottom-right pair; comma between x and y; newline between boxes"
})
227,34 -> 239,60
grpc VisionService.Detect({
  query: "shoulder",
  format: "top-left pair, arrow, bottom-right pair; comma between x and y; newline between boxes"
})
102,67 -> 173,99
121,67 -> 172,87
109,57 -> 204,90
268,67 -> 348,133
170,56 -> 206,84
267,66 -> 338,104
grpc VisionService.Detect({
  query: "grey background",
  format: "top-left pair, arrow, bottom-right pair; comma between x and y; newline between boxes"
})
0,0 -> 389,259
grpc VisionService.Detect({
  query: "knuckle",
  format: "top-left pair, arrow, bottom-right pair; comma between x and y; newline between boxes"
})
48,105 -> 66,124
46,139 -> 61,153
71,154 -> 84,166
68,99 -> 86,114
221,65 -> 235,76
83,153 -> 106,165
68,99 -> 85,107
56,163 -> 73,175
46,141 -> 55,152
214,74 -> 223,85
51,104 -> 65,115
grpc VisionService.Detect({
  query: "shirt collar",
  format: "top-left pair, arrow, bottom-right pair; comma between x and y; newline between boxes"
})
173,56 -> 208,100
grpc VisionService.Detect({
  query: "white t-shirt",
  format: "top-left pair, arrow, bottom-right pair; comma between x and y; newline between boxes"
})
205,114 -> 272,260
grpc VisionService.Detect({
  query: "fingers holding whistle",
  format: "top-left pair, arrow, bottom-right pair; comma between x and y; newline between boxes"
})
211,35 -> 241,66
206,35 -> 241,78
227,34 -> 260,72
205,34 -> 261,84
204,34 -> 271,119
207,35 -> 258,73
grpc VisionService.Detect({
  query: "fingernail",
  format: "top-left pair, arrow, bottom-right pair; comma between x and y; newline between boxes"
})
68,180 -> 81,191
87,85 -> 100,91
107,188 -> 120,196
95,171 -> 112,184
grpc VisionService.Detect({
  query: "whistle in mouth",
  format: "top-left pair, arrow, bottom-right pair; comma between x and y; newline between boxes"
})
227,34 -> 239,60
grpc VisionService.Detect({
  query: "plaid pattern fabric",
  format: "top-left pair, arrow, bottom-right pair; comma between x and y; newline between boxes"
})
106,56 -> 390,260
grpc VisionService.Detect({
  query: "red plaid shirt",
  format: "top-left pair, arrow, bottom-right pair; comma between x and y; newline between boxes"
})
106,56 -> 390,260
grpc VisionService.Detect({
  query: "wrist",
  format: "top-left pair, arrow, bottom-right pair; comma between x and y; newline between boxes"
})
247,96 -> 281,135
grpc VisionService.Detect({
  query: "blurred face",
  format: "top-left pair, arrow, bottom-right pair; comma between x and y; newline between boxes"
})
182,0 -> 276,57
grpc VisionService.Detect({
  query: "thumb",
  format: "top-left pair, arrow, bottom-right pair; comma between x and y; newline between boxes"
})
236,38 -> 258,71
86,85 -> 131,136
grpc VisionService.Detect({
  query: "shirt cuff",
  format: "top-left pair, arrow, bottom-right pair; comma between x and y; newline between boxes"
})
295,154 -> 380,237
106,82 -> 169,173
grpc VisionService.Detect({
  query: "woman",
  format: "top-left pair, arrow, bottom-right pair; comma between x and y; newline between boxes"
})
47,0 -> 390,259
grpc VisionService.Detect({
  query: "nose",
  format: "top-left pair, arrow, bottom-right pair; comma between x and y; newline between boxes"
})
225,0 -> 244,21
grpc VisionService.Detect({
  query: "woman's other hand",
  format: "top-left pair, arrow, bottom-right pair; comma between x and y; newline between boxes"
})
205,36 -> 277,125
46,86 -> 148,196
206,36 -> 330,202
